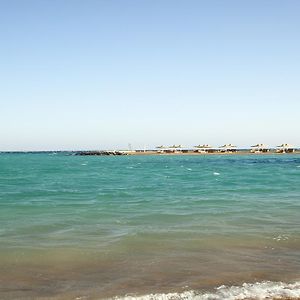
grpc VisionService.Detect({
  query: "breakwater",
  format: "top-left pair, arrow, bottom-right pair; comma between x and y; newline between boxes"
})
76,150 -> 128,156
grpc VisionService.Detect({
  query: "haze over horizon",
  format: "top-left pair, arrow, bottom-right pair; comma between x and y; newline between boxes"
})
1,0 -> 299,151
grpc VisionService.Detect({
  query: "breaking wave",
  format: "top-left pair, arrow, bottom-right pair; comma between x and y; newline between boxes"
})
112,281 -> 300,300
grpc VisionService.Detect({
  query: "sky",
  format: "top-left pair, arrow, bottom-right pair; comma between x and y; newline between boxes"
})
1,0 -> 299,151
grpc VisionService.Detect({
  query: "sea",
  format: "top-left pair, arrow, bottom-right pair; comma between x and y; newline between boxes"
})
0,153 -> 300,299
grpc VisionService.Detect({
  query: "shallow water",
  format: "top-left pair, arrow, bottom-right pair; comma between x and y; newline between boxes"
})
0,153 -> 300,299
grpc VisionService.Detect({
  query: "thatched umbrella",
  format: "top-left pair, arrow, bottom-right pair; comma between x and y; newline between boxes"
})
169,145 -> 183,152
252,143 -> 264,148
219,144 -> 237,149
219,144 -> 237,152
276,143 -> 294,153
156,145 -> 167,153
194,144 -> 213,152
251,143 -> 268,149
251,143 -> 269,153
204,144 -> 213,148
277,143 -> 293,149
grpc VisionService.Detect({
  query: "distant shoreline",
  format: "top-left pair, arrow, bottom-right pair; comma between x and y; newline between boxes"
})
1,150 -> 300,156
129,150 -> 300,156
76,149 -> 300,156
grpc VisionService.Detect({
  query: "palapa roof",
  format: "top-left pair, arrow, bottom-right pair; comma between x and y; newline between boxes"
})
277,143 -> 294,148
219,143 -> 237,148
251,143 -> 268,148
194,144 -> 213,148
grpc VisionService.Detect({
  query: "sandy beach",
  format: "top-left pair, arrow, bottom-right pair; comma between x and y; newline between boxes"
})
127,150 -> 300,156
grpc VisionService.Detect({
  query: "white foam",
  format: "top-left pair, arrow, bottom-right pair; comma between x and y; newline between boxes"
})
213,172 -> 220,176
273,234 -> 289,242
111,281 -> 300,300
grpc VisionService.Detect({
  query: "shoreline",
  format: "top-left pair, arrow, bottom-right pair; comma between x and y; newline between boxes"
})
75,150 -> 300,156
2,149 -> 300,156
128,150 -> 300,155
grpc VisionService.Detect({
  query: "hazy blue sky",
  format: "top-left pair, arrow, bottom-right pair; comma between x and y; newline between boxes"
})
1,0 -> 299,150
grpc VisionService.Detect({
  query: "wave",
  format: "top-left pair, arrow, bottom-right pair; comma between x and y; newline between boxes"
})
112,281 -> 300,300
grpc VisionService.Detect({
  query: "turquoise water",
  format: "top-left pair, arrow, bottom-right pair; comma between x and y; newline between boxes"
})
0,153 -> 300,299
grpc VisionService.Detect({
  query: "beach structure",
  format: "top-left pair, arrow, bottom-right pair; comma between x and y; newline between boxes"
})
156,145 -> 167,154
194,144 -> 214,153
276,143 -> 295,153
250,144 -> 270,153
168,145 -> 183,153
219,144 -> 237,153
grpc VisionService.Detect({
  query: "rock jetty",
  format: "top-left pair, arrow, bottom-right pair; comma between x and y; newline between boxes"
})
76,151 -> 127,156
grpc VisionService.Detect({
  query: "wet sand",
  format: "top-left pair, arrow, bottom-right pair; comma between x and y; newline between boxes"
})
1,238 -> 300,299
